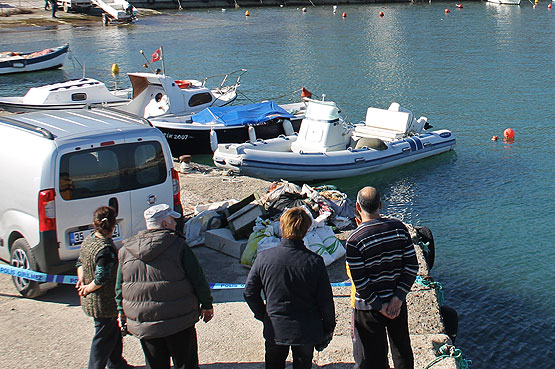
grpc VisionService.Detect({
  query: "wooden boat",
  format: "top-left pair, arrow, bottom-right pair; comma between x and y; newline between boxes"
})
0,44 -> 69,75
213,100 -> 456,181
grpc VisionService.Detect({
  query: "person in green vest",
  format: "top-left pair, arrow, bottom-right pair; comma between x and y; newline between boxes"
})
76,206 -> 133,369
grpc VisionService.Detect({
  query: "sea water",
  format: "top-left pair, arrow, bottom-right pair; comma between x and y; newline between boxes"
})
1,3 -> 554,367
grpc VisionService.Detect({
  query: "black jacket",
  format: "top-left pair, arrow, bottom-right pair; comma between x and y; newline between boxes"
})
244,238 -> 336,345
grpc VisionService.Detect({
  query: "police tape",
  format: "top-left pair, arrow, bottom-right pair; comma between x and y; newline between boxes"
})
0,264 -> 78,285
0,264 -> 352,289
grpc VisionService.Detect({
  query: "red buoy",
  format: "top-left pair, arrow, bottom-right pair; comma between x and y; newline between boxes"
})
445,8 -> 450,13
504,128 -> 515,140
491,136 -> 498,141
342,12 -> 347,18
549,3 -> 552,9
456,4 -> 463,8
379,11 -> 384,17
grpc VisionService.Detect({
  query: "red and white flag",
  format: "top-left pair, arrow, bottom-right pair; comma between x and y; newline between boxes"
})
151,48 -> 162,63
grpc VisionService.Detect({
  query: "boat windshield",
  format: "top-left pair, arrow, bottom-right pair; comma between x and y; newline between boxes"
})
305,101 -> 339,122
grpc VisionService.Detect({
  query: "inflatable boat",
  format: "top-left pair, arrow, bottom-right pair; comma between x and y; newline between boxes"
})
213,100 -> 456,181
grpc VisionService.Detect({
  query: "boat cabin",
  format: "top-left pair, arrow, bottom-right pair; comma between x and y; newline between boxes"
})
21,78 -> 127,105
121,72 -> 219,118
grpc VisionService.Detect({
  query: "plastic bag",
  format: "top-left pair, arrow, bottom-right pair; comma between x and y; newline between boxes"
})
240,218 -> 280,266
184,201 -> 235,247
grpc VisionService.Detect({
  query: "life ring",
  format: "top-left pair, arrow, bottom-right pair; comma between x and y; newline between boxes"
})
175,80 -> 193,89
415,226 -> 435,270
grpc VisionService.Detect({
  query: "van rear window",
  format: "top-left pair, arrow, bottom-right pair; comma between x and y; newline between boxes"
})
59,141 -> 167,200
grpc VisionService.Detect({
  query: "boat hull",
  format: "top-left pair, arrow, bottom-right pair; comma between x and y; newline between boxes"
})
486,0 -> 521,4
0,99 -> 129,113
0,44 -> 69,75
154,118 -> 302,156
213,130 -> 456,181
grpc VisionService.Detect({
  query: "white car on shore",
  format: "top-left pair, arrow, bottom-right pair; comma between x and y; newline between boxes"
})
0,108 -> 181,297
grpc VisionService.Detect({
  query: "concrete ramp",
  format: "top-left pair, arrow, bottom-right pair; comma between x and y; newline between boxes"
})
91,0 -> 137,23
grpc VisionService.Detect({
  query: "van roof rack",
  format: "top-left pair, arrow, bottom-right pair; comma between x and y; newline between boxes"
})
85,104 -> 153,127
0,116 -> 55,140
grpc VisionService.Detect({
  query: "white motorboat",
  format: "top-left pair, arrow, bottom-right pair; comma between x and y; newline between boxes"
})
0,44 -> 69,75
213,100 -> 456,181
486,0 -> 521,5
0,78 -> 131,112
0,69 -> 244,115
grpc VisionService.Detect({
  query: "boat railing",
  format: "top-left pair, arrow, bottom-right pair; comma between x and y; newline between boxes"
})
201,68 -> 247,90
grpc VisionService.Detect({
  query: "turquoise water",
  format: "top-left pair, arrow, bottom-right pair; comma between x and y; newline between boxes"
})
1,3 -> 554,366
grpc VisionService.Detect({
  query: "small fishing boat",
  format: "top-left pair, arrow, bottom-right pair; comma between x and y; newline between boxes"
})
0,78 -> 131,112
0,44 -> 69,75
0,69 -> 243,115
486,0 -> 521,5
213,100 -> 456,181
151,100 -> 307,155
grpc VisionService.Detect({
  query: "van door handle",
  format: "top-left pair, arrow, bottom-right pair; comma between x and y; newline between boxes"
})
109,197 -> 119,217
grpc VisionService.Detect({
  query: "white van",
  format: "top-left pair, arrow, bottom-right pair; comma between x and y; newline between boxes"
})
0,108 -> 181,297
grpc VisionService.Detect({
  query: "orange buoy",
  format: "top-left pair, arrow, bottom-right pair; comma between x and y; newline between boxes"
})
456,3 -> 463,8
491,136 -> 498,141
504,128 -> 515,140
379,11 -> 384,17
245,10 -> 250,16
342,12 -> 347,17
549,3 -> 552,9
445,8 -> 450,13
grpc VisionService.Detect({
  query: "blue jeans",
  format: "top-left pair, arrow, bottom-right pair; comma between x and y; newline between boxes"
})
88,317 -> 128,369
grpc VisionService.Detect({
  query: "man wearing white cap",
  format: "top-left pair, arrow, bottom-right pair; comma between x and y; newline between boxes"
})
116,204 -> 214,369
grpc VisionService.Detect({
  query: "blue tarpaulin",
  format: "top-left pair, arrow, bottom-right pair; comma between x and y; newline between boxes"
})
191,101 -> 295,126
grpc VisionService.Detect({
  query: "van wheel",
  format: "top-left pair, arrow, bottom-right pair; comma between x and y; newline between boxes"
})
10,238 -> 44,299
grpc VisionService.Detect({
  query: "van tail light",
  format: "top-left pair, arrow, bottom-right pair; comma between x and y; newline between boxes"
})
171,169 -> 181,209
39,189 -> 56,232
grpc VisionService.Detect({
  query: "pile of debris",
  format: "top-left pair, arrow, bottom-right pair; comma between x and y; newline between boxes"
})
183,181 -> 357,266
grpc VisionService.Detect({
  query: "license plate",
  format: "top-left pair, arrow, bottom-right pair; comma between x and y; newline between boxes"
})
69,224 -> 120,247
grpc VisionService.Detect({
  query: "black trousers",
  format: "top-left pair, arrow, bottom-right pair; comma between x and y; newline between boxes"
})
264,341 -> 314,369
352,303 -> 414,369
140,326 -> 199,369
88,317 -> 127,369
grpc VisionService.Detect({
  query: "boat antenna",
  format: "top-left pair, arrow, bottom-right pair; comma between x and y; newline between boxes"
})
82,61 -> 86,79
160,46 -> 166,76
139,50 -> 156,74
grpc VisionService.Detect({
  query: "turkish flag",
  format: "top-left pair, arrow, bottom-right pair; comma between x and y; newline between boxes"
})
151,48 -> 161,63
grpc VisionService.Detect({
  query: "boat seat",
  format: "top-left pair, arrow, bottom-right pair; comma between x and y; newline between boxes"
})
354,107 -> 411,141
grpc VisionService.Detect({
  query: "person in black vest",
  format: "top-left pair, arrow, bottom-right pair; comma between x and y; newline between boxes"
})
115,204 -> 213,369
76,206 -> 133,369
346,187 -> 419,369
244,207 -> 336,369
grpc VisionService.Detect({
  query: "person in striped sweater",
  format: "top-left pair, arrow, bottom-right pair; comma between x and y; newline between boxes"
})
346,186 -> 419,369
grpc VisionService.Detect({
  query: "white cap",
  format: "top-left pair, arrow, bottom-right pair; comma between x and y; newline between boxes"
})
144,204 -> 181,228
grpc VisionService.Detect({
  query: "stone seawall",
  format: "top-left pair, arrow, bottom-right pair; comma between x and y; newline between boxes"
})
130,0 -> 410,10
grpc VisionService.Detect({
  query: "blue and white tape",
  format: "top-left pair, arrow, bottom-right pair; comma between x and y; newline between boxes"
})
1,264 -> 352,289
0,264 -> 78,285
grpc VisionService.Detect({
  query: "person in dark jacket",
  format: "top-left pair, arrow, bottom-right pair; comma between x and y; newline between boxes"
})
115,203 -> 214,369
76,206 -> 133,369
244,207 -> 336,369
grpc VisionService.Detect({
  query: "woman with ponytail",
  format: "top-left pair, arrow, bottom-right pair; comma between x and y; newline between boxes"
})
76,206 -> 133,369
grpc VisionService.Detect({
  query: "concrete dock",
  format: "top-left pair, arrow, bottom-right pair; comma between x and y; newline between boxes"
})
0,163 -> 459,368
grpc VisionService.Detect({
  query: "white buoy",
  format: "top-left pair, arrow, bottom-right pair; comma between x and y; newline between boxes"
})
302,7 -> 307,13
222,8 -> 226,12
248,126 -> 257,143
333,5 -> 337,13
210,130 -> 219,152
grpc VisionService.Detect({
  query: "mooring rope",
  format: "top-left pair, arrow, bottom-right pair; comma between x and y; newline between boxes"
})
423,343 -> 472,369
415,275 -> 444,305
